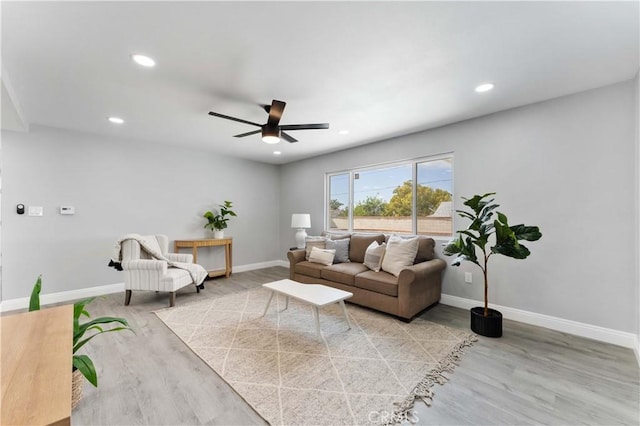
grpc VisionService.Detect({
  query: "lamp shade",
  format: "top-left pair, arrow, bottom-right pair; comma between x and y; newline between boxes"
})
291,213 -> 311,228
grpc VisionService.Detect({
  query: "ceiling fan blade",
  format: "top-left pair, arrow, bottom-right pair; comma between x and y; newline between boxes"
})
233,129 -> 262,138
267,100 -> 286,126
280,132 -> 298,143
279,123 -> 330,131
208,111 -> 262,127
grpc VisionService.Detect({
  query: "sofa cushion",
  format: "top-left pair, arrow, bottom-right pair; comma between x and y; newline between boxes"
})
354,270 -> 399,297
323,231 -> 351,241
382,236 -> 419,277
414,237 -> 436,263
308,247 -> 336,266
326,238 -> 350,263
294,261 -> 326,278
350,233 -> 386,263
363,241 -> 386,272
321,263 -> 368,286
305,236 -> 327,260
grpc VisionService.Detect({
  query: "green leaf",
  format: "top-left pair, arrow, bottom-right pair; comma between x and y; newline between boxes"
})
463,193 -> 496,214
73,354 -> 98,387
455,210 -> 476,221
74,326 -> 132,353
496,211 -> 508,225
443,237 -> 462,256
29,275 -> 42,312
492,241 -> 531,259
74,316 -> 131,345
511,224 -> 542,242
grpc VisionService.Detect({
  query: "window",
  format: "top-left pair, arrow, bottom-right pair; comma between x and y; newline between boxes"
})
326,155 -> 453,237
327,173 -> 349,231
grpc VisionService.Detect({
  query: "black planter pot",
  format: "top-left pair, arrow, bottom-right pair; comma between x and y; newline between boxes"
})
470,307 -> 502,337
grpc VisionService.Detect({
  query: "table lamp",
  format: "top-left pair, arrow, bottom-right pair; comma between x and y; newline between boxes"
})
291,214 -> 311,249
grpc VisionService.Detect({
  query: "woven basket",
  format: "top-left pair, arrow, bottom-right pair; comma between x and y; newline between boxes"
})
71,369 -> 84,410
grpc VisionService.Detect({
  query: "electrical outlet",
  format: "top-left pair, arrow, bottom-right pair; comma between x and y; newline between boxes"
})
464,272 -> 473,283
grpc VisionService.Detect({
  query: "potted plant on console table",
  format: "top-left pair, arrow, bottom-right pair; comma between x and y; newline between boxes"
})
444,193 -> 542,338
203,200 -> 237,239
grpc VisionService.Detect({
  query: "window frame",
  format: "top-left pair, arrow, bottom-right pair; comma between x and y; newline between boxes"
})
325,153 -> 454,239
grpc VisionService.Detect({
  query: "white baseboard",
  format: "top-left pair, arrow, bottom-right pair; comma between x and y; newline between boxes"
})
233,259 -> 288,273
0,260 -> 291,313
0,282 -> 125,313
440,294 -> 638,350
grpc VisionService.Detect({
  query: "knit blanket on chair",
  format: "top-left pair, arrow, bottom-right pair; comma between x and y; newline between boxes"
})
110,234 -> 207,285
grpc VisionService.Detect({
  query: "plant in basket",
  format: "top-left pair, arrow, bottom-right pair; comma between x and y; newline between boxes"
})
29,276 -> 134,407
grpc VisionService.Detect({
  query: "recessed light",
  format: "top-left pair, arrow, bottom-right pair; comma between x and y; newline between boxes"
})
131,54 -> 156,67
108,117 -> 124,124
273,151 -> 282,155
475,83 -> 494,93
338,130 -> 349,135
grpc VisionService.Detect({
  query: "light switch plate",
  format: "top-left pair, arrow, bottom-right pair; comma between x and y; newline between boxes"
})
28,206 -> 43,216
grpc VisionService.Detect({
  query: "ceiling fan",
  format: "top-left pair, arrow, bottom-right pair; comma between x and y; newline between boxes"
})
208,99 -> 329,144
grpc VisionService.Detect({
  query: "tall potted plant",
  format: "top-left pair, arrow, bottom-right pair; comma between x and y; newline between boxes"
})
443,193 -> 542,337
29,276 -> 133,408
203,200 -> 236,239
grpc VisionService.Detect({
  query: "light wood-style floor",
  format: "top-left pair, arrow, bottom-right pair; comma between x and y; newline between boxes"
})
71,267 -> 639,425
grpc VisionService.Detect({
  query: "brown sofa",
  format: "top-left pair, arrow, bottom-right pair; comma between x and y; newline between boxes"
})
287,233 -> 446,320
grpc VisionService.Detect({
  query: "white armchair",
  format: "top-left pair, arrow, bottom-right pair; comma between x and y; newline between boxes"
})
121,234 -> 200,307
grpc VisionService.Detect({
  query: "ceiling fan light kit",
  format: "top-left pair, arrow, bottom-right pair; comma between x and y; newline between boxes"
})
208,99 -> 329,144
262,125 -> 281,144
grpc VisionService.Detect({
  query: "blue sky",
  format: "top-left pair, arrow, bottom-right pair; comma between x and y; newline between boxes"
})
330,159 -> 452,206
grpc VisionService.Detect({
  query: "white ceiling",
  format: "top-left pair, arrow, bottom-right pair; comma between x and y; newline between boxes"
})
2,1 -> 638,164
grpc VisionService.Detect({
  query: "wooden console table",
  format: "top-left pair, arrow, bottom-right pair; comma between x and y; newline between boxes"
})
174,237 -> 233,278
1,304 -> 73,426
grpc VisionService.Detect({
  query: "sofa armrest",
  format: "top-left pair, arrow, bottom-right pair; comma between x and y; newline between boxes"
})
398,259 -> 446,285
165,253 -> 193,263
122,259 -> 168,273
287,249 -> 306,279
397,258 -> 446,319
287,249 -> 306,264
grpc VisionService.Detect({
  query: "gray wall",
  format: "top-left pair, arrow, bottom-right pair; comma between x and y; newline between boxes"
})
636,72 -> 639,345
1,125 -> 281,300
280,79 -> 638,333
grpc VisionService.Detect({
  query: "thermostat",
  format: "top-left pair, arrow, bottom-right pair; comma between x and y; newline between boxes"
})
60,206 -> 75,215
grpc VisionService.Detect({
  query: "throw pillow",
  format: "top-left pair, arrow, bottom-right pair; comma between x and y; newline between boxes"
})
305,236 -> 327,260
381,235 -> 420,277
363,241 -> 386,272
308,247 -> 336,266
326,238 -> 350,263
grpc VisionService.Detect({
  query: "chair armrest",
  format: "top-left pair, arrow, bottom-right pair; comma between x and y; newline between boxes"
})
122,259 -> 168,274
165,253 -> 193,263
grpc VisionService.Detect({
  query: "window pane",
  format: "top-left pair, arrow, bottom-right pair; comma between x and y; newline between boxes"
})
416,158 -> 453,236
353,164 -> 412,234
328,173 -> 349,231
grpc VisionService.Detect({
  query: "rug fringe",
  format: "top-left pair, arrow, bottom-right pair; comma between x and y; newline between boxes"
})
383,334 -> 478,425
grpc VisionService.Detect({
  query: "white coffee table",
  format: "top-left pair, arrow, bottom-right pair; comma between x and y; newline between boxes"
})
262,279 -> 353,340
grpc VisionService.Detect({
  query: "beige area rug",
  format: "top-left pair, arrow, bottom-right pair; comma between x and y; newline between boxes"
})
155,288 -> 475,425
